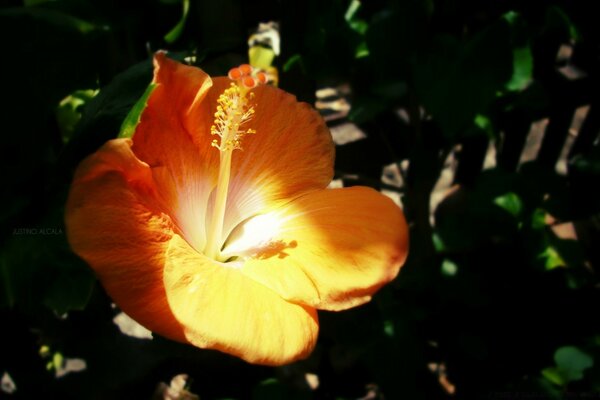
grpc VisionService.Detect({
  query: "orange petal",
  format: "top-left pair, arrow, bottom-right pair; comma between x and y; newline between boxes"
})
66,139 -> 317,365
65,138 -> 186,342
164,235 -> 319,365
227,187 -> 409,311
131,52 -> 217,253
186,77 -> 335,247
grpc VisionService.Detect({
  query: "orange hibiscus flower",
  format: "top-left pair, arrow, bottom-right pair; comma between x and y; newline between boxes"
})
65,52 -> 408,365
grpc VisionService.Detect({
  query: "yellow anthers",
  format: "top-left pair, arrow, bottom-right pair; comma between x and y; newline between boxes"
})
211,79 -> 259,152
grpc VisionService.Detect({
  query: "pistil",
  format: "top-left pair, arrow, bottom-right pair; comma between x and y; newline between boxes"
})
204,65 -> 266,260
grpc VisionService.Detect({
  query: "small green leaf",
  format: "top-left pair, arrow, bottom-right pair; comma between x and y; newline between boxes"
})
283,54 -> 305,73
441,259 -> 458,277
506,46 -> 533,92
542,367 -> 567,386
539,246 -> 565,271
355,41 -> 369,58
383,320 -> 395,337
118,83 -> 156,139
554,346 -> 594,382
344,0 -> 361,23
43,265 -> 95,315
164,0 -> 190,44
493,192 -> 523,218
531,208 -> 547,230
56,89 -> 99,143
545,6 -> 579,42
52,352 -> 64,371
432,232 -> 446,252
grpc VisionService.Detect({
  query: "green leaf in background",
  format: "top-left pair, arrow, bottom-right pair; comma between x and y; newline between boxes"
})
441,259 -> 458,277
348,95 -> 388,124
543,346 -> 594,386
164,0 -> 190,44
539,245 -> 566,271
345,0 -> 369,57
544,6 -> 579,41
506,46 -> 533,91
56,89 -> 99,143
43,260 -> 94,315
1,7 -> 101,34
493,192 -> 523,218
118,83 -> 156,139
62,59 -> 153,169
413,18 -> 513,138
283,54 -> 305,73
366,0 -> 432,78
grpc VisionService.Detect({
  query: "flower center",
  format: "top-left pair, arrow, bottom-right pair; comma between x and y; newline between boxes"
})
204,65 -> 268,260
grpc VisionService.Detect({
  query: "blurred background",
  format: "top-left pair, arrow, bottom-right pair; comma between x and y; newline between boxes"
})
1,0 -> 599,399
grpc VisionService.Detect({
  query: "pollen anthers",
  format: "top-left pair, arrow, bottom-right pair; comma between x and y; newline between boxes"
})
210,64 -> 267,152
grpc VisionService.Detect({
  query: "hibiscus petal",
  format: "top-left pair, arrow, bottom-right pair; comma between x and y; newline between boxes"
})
67,139 -> 317,365
232,187 -> 409,311
65,138 -> 186,342
164,235 -> 319,365
131,52 -> 216,253
186,77 -> 335,248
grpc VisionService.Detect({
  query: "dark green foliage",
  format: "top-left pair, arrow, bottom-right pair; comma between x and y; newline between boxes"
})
1,0 -> 599,399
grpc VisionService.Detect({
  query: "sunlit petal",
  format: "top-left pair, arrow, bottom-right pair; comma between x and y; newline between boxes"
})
131,52 -> 216,253
164,235 -> 319,365
229,187 -> 409,311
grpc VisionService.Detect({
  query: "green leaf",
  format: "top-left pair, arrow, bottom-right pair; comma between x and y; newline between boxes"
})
554,346 -> 594,382
531,208 -> 547,230
63,59 -> 153,169
118,83 -> 156,139
43,263 -> 95,315
493,192 -> 523,218
52,351 -> 64,371
441,259 -> 458,277
544,6 -> 579,42
344,0 -> 361,23
539,246 -> 566,271
542,367 -> 567,386
413,18 -> 513,139
348,96 -> 388,124
383,320 -> 395,337
56,89 -> 99,143
345,0 -> 368,35
506,46 -> 533,91
283,54 -> 305,73
0,7 -> 100,34
164,0 -> 190,44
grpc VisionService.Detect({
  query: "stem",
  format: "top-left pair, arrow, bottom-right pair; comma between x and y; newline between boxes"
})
205,149 -> 232,260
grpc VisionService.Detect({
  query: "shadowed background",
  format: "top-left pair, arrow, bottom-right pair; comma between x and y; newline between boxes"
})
1,0 -> 599,399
